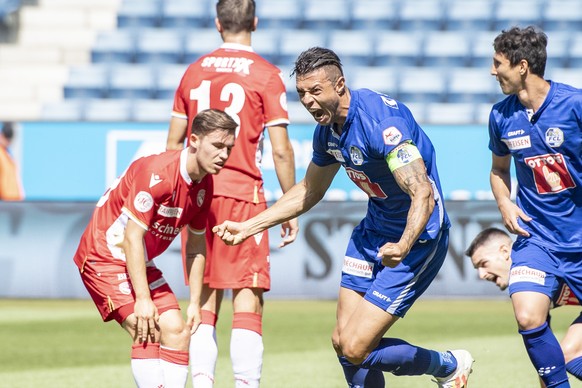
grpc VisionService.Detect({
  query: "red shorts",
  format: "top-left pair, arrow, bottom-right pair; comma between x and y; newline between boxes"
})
205,196 -> 270,290
78,257 -> 180,324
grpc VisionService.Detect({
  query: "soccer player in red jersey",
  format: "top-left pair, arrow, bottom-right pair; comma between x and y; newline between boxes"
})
166,1 -> 297,387
74,109 -> 237,388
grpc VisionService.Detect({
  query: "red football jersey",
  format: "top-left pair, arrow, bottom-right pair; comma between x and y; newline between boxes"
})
172,43 -> 290,204
74,149 -> 212,268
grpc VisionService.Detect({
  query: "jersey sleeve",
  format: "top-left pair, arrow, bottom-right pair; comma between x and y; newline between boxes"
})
121,167 -> 164,231
262,70 -> 290,127
488,108 -> 510,156
369,116 -> 414,159
311,125 -> 339,167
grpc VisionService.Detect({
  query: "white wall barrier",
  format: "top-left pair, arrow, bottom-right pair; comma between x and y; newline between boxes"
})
0,201 -> 508,299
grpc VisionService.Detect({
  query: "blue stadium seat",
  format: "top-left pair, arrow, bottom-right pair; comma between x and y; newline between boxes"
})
256,0 -> 303,29
546,68 -> 582,88
397,0 -> 446,31
251,28 -> 280,65
84,98 -> 133,121
134,28 -> 184,64
475,102 -> 494,124
400,102 -> 427,124
543,0 -> 582,31
350,66 -> 398,96
469,31 -> 499,68
286,101 -> 313,124
545,31 -> 571,69
447,67 -> 500,103
154,63 -> 188,99
328,30 -> 375,67
444,0 -> 494,31
117,0 -> 162,28
351,0 -> 398,31
396,67 -> 448,103
302,0 -> 351,30
160,0 -> 210,28
92,30 -> 136,64
108,64 -> 156,99
493,0 -> 543,31
425,103 -> 476,124
278,29 -> 327,66
277,65 -> 298,101
373,31 -> 423,67
41,100 -> 84,121
422,32 -> 471,67
566,33 -> 582,68
182,28 -> 224,64
132,99 -> 172,122
64,65 -> 109,99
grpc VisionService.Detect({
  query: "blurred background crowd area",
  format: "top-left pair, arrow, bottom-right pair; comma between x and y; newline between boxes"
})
1,0 -> 581,125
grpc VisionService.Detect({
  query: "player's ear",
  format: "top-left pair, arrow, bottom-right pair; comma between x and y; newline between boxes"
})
500,243 -> 511,261
252,16 -> 258,32
336,76 -> 346,95
215,18 -> 222,33
188,133 -> 200,149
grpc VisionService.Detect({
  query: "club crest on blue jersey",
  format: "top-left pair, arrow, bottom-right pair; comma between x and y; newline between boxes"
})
545,127 -> 564,147
397,146 -> 413,164
350,146 -> 364,165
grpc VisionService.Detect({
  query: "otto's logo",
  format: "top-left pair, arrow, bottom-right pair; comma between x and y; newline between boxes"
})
382,126 -> 402,145
545,127 -> 564,147
349,146 -> 363,166
524,153 -> 575,194
134,191 -> 153,213
200,56 -> 254,75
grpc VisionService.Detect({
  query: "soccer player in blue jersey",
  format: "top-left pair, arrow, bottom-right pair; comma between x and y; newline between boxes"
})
213,46 -> 474,387
489,26 -> 582,388
466,227 -> 582,387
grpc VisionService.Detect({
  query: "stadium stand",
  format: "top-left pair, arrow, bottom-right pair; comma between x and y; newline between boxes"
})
1,0 -> 582,123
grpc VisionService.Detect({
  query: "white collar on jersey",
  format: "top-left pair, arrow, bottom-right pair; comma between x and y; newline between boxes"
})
220,42 -> 254,52
180,148 -> 193,185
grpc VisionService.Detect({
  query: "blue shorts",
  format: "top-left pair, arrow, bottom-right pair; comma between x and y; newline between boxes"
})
340,223 -> 448,317
508,238 -> 582,302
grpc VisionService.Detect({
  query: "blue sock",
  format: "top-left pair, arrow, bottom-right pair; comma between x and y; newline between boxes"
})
339,356 -> 385,388
358,338 -> 456,377
520,322 -> 569,387
566,357 -> 582,381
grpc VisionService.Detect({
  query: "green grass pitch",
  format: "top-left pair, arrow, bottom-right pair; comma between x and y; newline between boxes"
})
1,298 -> 581,387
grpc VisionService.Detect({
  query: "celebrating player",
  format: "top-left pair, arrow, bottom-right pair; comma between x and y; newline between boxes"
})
73,109 -> 237,388
466,227 -> 582,386
213,46 -> 473,387
488,26 -> 582,388
165,1 -> 297,386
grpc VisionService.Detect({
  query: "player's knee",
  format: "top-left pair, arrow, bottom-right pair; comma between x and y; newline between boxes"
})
331,331 -> 341,355
160,313 -> 190,347
514,310 -> 546,331
561,341 -> 580,363
339,336 -> 367,365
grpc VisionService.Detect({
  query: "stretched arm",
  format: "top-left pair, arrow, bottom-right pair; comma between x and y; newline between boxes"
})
490,153 -> 531,237
267,124 -> 298,247
122,219 -> 158,342
184,229 -> 206,334
214,162 -> 340,245
378,158 -> 434,268
166,117 -> 188,150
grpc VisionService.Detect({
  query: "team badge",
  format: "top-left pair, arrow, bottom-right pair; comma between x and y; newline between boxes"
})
545,127 -> 564,147
349,146 -> 364,165
134,191 -> 154,213
397,146 -> 413,164
197,189 -> 206,207
382,126 -> 402,145
118,281 -> 132,295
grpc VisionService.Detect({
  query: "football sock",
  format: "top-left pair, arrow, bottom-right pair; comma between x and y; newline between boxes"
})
566,357 -> 582,380
359,338 -> 456,377
190,310 -> 218,388
339,356 -> 385,387
131,342 -> 164,388
231,312 -> 263,388
520,322 -> 569,387
160,345 -> 189,387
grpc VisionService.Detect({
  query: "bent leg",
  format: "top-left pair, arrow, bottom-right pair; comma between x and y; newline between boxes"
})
513,291 -> 569,387
563,313 -> 582,380
122,314 -> 164,388
231,288 -> 264,388
159,309 -> 191,387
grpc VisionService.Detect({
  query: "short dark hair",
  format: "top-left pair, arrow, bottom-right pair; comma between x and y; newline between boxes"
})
292,47 -> 344,82
191,109 -> 238,137
465,227 -> 510,257
1,122 -> 14,141
216,0 -> 255,34
493,26 -> 547,77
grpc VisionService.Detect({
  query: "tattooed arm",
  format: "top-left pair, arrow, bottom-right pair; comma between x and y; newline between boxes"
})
378,158 -> 435,268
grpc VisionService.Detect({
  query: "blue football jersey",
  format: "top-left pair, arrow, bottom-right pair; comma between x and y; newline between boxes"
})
311,88 -> 450,240
489,81 -> 582,251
